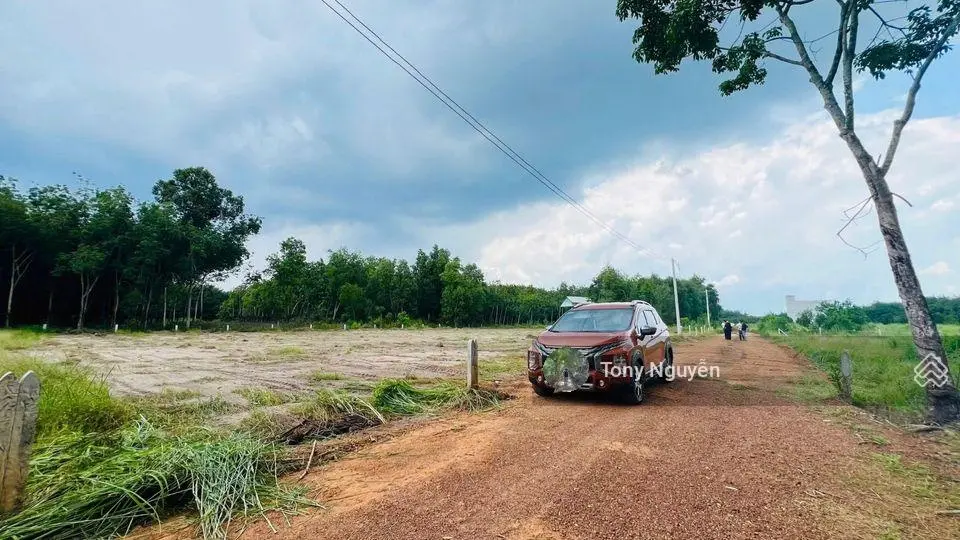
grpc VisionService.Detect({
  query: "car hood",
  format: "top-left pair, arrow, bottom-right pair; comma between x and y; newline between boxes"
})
536,331 -> 625,348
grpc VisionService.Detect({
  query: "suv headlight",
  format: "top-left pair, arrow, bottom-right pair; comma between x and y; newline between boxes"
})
527,350 -> 541,369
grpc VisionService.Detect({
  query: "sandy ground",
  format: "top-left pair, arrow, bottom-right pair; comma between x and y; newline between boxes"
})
217,336 -> 958,540
26,328 -> 535,403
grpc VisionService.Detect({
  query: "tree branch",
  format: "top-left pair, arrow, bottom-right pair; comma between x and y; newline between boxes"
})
776,4 -> 848,131
837,197 -> 882,259
842,4 -> 860,131
880,13 -> 960,176
764,51 -> 805,66
825,1 -> 849,87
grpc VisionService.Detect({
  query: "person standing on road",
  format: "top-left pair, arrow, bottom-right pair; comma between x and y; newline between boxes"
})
740,321 -> 748,341
723,320 -> 732,340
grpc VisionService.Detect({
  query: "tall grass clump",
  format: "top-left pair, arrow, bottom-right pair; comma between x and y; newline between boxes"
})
0,358 -> 133,437
0,420 -> 310,540
371,379 -> 505,416
0,328 -> 45,351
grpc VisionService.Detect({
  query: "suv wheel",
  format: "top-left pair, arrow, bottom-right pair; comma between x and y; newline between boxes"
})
533,384 -> 554,397
622,353 -> 645,404
660,348 -> 674,384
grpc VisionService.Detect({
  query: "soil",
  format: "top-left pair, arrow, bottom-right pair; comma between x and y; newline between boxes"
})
224,336 -> 959,540
25,328 -> 533,403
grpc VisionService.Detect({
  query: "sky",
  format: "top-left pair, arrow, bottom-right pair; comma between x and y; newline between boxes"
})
1,0 -> 957,315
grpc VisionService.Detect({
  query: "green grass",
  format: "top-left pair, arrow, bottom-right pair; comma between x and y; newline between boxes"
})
0,328 -> 45,351
310,371 -> 345,382
273,346 -> 306,357
291,389 -> 384,424
479,355 -> 524,380
0,357 -> 133,437
0,420 -> 311,539
234,387 -> 300,407
371,379 -> 506,416
774,334 -> 960,417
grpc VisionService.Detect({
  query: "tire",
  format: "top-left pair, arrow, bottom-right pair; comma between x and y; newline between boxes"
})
532,384 -> 554,397
621,353 -> 645,404
660,348 -> 674,384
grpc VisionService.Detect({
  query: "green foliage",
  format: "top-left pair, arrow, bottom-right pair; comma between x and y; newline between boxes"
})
0,167 -> 260,330
219,245 -> 722,328
814,300 -> 869,332
0,421 -> 309,540
615,0 -> 960,93
371,379 -> 504,415
754,313 -> 794,335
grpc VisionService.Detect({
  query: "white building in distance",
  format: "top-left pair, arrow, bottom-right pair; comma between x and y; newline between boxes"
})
785,295 -> 821,320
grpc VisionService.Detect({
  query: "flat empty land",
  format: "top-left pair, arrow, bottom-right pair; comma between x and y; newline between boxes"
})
26,328 -> 534,403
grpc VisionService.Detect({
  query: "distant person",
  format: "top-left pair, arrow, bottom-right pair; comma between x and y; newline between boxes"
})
740,321 -> 748,341
723,320 -> 732,340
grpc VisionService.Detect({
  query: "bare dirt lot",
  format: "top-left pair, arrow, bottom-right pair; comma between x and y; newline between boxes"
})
26,328 -> 534,403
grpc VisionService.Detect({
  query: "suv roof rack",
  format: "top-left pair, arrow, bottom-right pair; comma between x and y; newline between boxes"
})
630,299 -> 653,307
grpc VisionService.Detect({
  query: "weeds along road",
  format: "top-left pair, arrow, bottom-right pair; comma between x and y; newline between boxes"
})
237,337 -> 959,540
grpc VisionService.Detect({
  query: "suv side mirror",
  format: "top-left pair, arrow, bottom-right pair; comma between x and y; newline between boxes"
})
639,326 -> 657,337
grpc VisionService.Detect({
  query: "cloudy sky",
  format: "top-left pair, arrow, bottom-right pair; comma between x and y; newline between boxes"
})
1,0 -> 957,314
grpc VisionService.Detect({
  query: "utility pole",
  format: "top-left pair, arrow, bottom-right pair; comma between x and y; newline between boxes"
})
671,258 -> 681,334
704,287 -> 711,328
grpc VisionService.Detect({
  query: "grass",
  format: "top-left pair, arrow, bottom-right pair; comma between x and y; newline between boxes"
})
234,387 -> 301,407
0,357 -> 133,437
273,346 -> 306,357
0,420 -> 311,540
0,328 -> 45,350
371,379 -> 506,416
291,389 -> 384,425
774,334 -> 960,418
479,355 -> 524,380
310,371 -> 345,382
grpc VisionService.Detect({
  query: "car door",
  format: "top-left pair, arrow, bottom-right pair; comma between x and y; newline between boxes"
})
641,308 -> 667,366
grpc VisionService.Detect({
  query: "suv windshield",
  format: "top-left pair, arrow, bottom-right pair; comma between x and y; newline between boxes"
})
550,308 -> 634,332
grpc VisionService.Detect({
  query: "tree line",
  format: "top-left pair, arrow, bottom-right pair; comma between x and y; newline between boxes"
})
1,169 -> 722,330
0,168 -> 260,329
219,240 -> 723,328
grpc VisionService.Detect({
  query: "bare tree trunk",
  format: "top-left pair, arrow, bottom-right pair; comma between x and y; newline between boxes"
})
162,286 -> 167,328
46,286 -> 54,325
5,248 -> 14,328
186,288 -> 192,329
111,271 -> 120,328
144,286 -> 153,330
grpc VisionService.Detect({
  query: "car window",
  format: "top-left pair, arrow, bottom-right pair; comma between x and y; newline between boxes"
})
642,310 -> 656,326
550,308 -> 634,332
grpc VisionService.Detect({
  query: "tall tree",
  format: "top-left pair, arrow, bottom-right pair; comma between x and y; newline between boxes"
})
0,177 -> 37,327
152,167 -> 261,327
615,0 -> 960,422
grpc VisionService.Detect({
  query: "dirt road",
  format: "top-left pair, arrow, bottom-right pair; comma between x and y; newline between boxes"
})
231,336 -> 958,540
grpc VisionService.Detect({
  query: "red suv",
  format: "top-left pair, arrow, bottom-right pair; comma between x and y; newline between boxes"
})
526,301 -> 673,404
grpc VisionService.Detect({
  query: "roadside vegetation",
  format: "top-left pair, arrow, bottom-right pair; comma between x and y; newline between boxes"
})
0,329 -> 508,539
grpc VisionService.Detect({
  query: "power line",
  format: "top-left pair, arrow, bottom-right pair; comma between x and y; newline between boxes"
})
320,0 -> 667,263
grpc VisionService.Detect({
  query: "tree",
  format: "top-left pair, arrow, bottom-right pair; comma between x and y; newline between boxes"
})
0,177 -> 36,327
153,167 -> 261,327
615,0 -> 960,422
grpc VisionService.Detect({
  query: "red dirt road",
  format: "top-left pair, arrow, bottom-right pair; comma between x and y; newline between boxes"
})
233,336 -> 957,540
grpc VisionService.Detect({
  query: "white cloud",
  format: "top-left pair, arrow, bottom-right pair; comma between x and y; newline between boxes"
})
717,274 -> 741,287
931,199 -> 955,212
920,261 -> 951,276
431,112 -> 960,312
